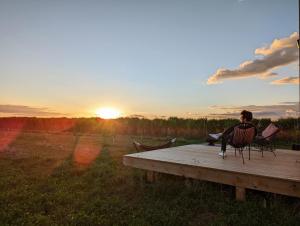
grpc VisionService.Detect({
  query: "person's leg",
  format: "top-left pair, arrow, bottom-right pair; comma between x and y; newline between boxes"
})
219,132 -> 234,158
221,132 -> 233,152
221,134 -> 228,152
220,126 -> 234,152
218,125 -> 236,157
219,134 -> 228,158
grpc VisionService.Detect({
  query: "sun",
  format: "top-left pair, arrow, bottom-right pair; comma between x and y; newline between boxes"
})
95,107 -> 121,119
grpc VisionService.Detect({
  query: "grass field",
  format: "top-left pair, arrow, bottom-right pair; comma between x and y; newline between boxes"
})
0,131 -> 299,226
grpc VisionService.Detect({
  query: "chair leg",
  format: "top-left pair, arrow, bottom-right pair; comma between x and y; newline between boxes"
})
248,145 -> 250,160
272,145 -> 277,156
235,148 -> 236,156
241,149 -> 245,164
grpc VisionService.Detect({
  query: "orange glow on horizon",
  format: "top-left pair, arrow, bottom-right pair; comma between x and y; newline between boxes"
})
95,107 -> 121,119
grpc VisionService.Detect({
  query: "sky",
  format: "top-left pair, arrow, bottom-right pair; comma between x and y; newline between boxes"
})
0,0 -> 299,119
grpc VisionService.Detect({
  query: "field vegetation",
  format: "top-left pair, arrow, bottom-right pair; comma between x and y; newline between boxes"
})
0,117 -> 299,225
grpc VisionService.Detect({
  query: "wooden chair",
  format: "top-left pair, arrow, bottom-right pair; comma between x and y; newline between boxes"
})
229,123 -> 256,164
133,138 -> 176,152
253,123 -> 280,157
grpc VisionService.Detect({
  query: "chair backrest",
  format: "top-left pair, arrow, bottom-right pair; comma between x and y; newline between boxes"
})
262,123 -> 280,141
232,124 -> 256,148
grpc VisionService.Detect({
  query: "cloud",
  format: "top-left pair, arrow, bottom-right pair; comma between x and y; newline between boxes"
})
207,32 -> 299,84
209,111 -> 279,119
208,102 -> 299,119
279,101 -> 298,105
258,71 -> 278,79
271,76 -> 299,85
0,104 -> 65,117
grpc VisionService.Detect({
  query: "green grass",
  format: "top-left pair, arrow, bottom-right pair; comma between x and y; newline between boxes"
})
0,132 -> 299,226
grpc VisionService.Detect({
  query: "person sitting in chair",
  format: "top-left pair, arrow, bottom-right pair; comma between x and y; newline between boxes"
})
218,110 -> 257,157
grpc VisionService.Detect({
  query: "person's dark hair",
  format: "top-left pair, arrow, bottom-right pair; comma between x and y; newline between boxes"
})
241,110 -> 253,121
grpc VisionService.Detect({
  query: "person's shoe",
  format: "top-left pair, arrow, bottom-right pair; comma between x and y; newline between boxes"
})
218,152 -> 226,158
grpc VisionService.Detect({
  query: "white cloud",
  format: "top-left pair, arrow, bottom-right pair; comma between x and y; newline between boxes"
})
0,104 -> 65,117
271,76 -> 299,85
207,32 -> 299,84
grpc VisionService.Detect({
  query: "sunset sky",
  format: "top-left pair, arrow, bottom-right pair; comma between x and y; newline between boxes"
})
0,0 -> 299,119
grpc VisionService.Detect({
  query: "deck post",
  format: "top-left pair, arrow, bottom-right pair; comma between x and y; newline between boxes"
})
236,186 -> 246,201
146,171 -> 156,183
184,178 -> 193,188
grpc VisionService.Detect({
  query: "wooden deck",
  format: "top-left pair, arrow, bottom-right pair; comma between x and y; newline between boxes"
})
123,144 -> 300,201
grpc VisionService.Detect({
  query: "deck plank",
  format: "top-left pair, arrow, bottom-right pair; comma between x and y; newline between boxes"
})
123,144 -> 300,198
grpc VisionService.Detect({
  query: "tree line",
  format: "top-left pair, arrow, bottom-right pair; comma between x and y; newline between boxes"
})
0,117 -> 299,141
